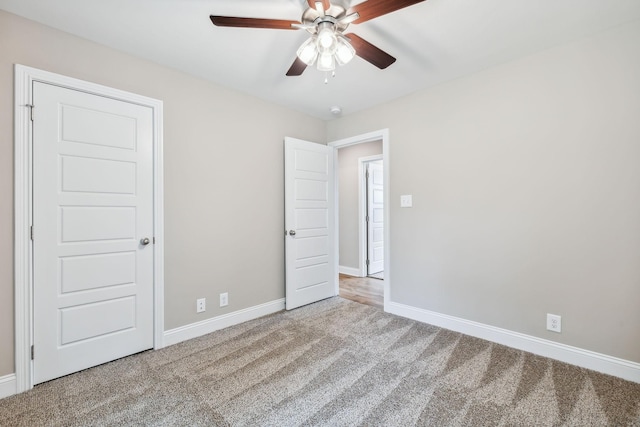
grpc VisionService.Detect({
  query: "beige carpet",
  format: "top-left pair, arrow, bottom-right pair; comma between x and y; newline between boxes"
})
2,297 -> 640,426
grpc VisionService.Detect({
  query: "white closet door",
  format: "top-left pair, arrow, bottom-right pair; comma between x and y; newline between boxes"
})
33,82 -> 154,384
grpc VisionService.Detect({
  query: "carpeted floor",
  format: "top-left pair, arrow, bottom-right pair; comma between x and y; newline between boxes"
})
1,297 -> 640,426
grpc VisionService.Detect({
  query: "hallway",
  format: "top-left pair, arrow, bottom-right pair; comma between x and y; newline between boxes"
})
338,274 -> 383,309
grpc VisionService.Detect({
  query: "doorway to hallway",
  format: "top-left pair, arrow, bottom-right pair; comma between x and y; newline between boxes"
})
330,130 -> 389,310
338,274 -> 383,309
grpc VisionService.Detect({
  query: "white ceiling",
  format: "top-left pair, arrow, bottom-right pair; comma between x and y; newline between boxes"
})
2,0 -> 640,120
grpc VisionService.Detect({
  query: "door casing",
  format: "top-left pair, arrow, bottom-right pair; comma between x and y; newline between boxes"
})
329,129 -> 390,308
14,65 -> 165,393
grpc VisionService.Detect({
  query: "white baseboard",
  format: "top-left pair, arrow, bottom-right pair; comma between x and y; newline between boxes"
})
386,301 -> 640,384
339,266 -> 362,277
164,298 -> 285,347
0,374 -> 17,399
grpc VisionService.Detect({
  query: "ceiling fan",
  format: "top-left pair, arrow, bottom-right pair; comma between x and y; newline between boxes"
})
210,0 -> 426,78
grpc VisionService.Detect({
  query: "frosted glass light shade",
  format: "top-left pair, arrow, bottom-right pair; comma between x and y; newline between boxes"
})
335,36 -> 355,65
317,24 -> 337,53
296,37 -> 318,65
317,51 -> 335,71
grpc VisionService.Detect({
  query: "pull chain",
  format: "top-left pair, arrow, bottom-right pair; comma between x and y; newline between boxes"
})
323,71 -> 337,84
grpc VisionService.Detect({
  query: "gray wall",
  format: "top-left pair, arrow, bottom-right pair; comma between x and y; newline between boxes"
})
338,141 -> 382,271
328,20 -> 640,363
0,10 -> 326,377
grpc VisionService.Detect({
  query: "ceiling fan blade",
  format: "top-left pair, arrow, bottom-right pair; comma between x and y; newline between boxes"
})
348,0 -> 426,24
210,16 -> 300,30
345,33 -> 396,69
286,57 -> 308,76
307,0 -> 331,11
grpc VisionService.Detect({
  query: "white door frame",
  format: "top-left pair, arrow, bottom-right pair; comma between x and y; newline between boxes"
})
358,154 -> 384,277
329,129 -> 390,309
14,65 -> 165,393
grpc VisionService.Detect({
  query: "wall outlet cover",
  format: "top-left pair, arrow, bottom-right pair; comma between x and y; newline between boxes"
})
220,292 -> 229,307
547,313 -> 561,333
196,298 -> 206,313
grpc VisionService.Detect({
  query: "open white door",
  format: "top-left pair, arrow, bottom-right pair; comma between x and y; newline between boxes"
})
32,81 -> 154,384
367,161 -> 384,275
285,137 -> 336,310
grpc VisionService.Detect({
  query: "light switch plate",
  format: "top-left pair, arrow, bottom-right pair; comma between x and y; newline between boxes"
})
400,195 -> 413,208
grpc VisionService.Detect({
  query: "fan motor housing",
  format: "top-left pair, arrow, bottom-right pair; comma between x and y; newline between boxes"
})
301,5 -> 349,33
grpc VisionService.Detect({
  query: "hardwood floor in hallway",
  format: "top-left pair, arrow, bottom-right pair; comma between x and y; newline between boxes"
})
339,273 -> 384,309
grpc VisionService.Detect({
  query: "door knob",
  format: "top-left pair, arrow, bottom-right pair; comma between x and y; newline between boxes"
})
288,230 -> 296,236
140,237 -> 150,245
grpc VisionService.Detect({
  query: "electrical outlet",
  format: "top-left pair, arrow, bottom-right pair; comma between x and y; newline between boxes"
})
196,298 -> 206,313
220,292 -> 228,307
547,313 -> 561,333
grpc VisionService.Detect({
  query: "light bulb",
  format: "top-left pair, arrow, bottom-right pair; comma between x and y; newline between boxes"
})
296,37 -> 318,65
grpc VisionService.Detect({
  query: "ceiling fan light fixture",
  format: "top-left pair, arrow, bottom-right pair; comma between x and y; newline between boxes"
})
335,36 -> 355,65
211,0 -> 423,78
296,36 -> 318,65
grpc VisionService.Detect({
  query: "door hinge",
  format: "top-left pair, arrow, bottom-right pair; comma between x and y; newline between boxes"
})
366,259 -> 370,265
366,171 -> 369,180
30,226 -> 34,240
366,215 -> 369,222
31,345 -> 34,360
26,104 -> 34,121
